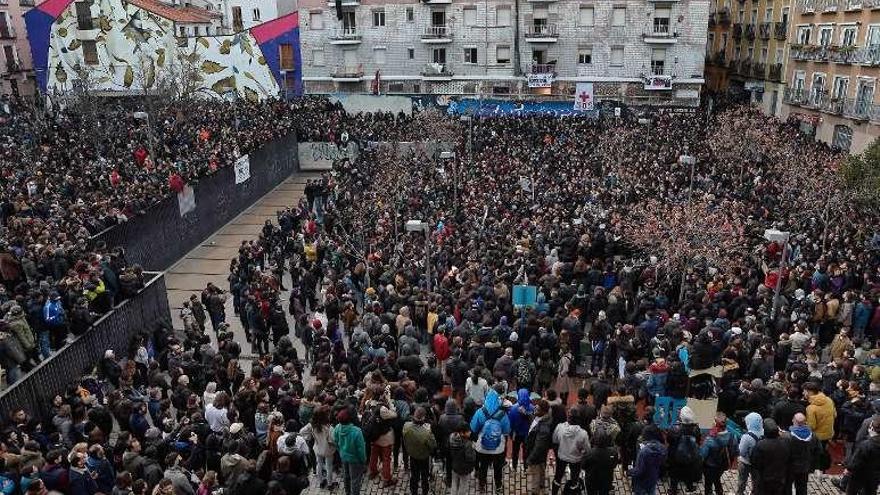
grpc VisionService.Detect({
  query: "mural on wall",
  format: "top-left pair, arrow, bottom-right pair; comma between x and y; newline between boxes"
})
24,0 -> 302,98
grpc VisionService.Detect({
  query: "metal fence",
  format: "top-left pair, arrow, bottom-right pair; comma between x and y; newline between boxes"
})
92,132 -> 299,271
0,272 -> 171,421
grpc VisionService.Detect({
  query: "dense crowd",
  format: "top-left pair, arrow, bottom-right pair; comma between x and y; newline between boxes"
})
0,98 -> 878,495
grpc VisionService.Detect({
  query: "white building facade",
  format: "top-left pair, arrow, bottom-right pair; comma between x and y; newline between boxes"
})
297,0 -> 709,105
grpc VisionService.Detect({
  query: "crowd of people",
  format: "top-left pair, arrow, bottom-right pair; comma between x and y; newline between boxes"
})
0,94 -> 878,495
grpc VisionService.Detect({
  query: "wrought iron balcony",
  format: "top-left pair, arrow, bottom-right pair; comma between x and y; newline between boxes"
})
745,24 -> 756,40
768,63 -> 783,81
752,62 -> 766,77
329,27 -> 362,44
421,25 -> 453,41
525,23 -> 559,40
760,22 -> 771,40
791,45 -> 831,62
732,23 -> 743,39
775,22 -> 787,40
331,65 -> 364,80
421,63 -> 453,78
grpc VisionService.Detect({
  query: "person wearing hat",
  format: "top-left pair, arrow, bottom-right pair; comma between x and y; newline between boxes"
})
699,412 -> 736,495
751,418 -> 791,495
666,406 -> 702,495
402,407 -> 436,495
627,424 -> 667,495
333,408 -> 366,495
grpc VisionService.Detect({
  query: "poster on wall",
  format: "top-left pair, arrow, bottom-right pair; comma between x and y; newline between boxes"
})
573,83 -> 594,111
234,155 -> 251,184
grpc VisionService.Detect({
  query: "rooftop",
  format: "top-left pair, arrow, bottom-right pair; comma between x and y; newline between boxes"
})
126,0 -> 220,23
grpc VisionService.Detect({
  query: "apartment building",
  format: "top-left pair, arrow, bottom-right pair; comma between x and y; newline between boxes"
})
704,0 -> 790,116
782,0 -> 880,151
297,0 -> 710,106
0,0 -> 37,95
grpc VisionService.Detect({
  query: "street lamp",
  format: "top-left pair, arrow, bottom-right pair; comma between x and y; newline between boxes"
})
405,220 -> 432,292
764,228 -> 791,320
133,111 -> 156,162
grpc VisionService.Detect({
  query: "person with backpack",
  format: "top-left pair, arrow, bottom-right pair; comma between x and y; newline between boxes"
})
448,421 -> 476,495
627,424 -> 667,495
526,399 -> 554,495
332,409 -> 366,495
666,406 -> 702,495
42,291 -> 66,355
507,388 -> 534,472
736,412 -> 763,495
402,407 -> 436,495
750,418 -> 791,495
582,431 -> 619,495
514,351 -> 536,390
470,388 -> 511,494
364,386 -> 397,487
551,408 -> 590,495
700,413 -> 737,495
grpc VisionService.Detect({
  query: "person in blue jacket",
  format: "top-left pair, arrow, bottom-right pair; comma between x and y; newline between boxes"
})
507,388 -> 534,471
470,388 -> 511,494
627,425 -> 667,495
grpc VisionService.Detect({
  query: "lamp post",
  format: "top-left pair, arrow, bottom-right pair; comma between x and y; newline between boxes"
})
133,111 -> 156,162
764,228 -> 791,320
405,220 -> 431,292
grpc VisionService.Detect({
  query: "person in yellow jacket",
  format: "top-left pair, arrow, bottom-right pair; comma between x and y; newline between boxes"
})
803,382 -> 836,441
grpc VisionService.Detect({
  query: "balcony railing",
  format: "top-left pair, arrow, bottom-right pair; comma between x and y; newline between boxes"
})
5,62 -> 21,74
733,23 -> 743,39
768,63 -> 783,81
760,22 -> 771,39
421,63 -> 453,77
793,44 -> 880,64
525,24 -> 558,37
708,13 -> 716,27
752,62 -> 766,77
712,50 -> 727,66
798,0 -> 868,10
331,65 -> 364,79
844,0 -> 863,9
783,88 -> 880,121
745,24 -> 756,40
422,25 -> 452,38
329,27 -> 361,41
791,44 -> 831,62
719,8 -> 731,25
775,21 -> 787,39
0,26 -> 15,39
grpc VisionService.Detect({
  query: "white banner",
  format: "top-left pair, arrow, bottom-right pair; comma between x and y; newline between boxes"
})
177,185 -> 196,217
298,142 -> 359,171
528,73 -> 554,88
573,82 -> 594,111
234,155 -> 250,184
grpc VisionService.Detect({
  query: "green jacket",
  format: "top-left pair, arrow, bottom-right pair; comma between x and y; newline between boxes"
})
6,314 -> 34,352
332,423 -> 366,464
402,421 -> 437,460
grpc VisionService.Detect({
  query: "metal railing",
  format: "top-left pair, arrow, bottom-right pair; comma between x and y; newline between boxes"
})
760,22 -> 771,39
422,63 -> 453,76
712,50 -> 727,66
752,62 -> 766,77
709,13 -> 716,26
775,22 -> 787,40
791,45 -> 831,62
0,273 -> 171,422
733,23 -> 743,39
769,63 -> 783,81
0,26 -> 14,39
4,62 -> 21,74
784,88 -> 880,121
745,24 -> 756,40
525,24 -> 558,37
793,44 -> 880,64
529,63 -> 557,74
330,27 -> 361,40
332,65 -> 364,78
422,25 -> 452,38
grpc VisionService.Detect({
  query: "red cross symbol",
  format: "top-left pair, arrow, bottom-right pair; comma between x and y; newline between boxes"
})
579,91 -> 591,103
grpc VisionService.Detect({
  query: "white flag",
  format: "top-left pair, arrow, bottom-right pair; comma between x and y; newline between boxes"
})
573,82 -> 594,111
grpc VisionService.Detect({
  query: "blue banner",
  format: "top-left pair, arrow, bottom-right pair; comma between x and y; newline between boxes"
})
447,98 -> 600,118
653,396 -> 688,430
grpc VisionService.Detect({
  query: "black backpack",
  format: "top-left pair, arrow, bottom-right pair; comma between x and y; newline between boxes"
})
361,405 -> 392,443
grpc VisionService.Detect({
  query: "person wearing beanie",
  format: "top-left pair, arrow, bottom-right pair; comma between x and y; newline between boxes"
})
333,409 -> 366,495
787,413 -> 820,495
751,418 -> 791,495
700,412 -> 736,495
627,424 -> 667,495
736,412 -> 763,495
667,406 -> 702,495
402,407 -> 436,495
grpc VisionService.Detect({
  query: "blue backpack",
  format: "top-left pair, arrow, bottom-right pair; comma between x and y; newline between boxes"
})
44,300 -> 65,327
479,407 -> 505,450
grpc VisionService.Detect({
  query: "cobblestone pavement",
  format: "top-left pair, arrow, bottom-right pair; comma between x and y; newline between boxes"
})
302,459 -> 843,495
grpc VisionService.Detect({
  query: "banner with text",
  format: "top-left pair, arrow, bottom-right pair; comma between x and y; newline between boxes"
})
574,83 -> 594,111
234,155 -> 251,184
298,142 -> 359,170
528,73 -> 554,88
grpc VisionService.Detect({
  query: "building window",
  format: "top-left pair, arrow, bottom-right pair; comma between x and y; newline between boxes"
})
750,8 -> 757,23
734,46 -> 741,61
179,26 -> 187,36
577,46 -> 592,64
389,82 -> 405,92
309,12 -> 323,30
406,7 -> 414,21
707,33 -> 714,55
841,26 -> 857,46
75,1 -> 93,30
342,11 -> 356,30
408,48 -> 414,59
612,7 -> 625,26
764,7 -> 773,21
252,8 -> 260,21
432,47 -> 446,64
82,40 -> 98,65
819,26 -> 833,46
373,9 -> 385,27
464,47 -> 477,64
650,47 -> 665,74
811,73 -> 826,105
832,76 -> 849,100
610,46 -> 624,66
760,47 -> 768,63
855,80 -> 875,111
832,125 -> 853,151
579,6 -> 594,26
496,6 -> 511,26
374,47 -> 386,64
312,48 -> 325,66
463,7 -> 477,27
775,48 -> 783,62
279,43 -> 294,70
721,32 -> 728,49
232,6 -> 242,30
195,26 -> 202,36
653,6 -> 670,34
496,45 -> 511,64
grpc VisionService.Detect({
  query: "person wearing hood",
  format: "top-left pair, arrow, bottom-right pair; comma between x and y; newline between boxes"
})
507,388 -> 534,471
402,407 -> 436,495
699,413 -> 736,495
846,416 -> 880,495
551,408 -> 590,495
627,424 -> 667,495
787,413 -> 820,495
803,382 -> 836,442
666,406 -> 702,495
751,418 -> 791,495
526,399 -> 554,495
471,388 -> 511,494
4,304 -> 35,359
332,409 -> 366,495
736,412 -> 763,495
439,398 -> 464,485
448,421 -> 476,495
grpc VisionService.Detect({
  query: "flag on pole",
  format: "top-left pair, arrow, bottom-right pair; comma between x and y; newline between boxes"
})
573,82 -> 594,111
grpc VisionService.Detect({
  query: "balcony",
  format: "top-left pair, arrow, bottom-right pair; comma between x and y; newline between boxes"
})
331,65 -> 364,82
732,23 -> 743,39
844,0 -> 863,9
783,88 -> 810,106
421,25 -> 453,43
423,0 -> 452,3
708,13 -> 717,27
775,21 -> 787,40
745,24 -> 756,40
643,24 -> 677,43
799,0 -> 816,13
329,27 -> 362,45
4,62 -> 21,74
785,88 -> 880,121
325,0 -> 359,6
421,63 -> 453,80
768,63 -> 783,81
823,0 -> 839,11
865,0 -> 880,8
0,26 -> 15,39
751,62 -> 766,78
525,24 -> 558,42
712,50 -> 727,66
528,63 -> 557,74
791,44 -> 831,62
718,9 -> 731,25
738,59 -> 752,76
759,22 -> 771,40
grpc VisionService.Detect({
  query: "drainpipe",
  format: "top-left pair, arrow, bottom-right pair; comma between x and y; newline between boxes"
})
513,0 -> 521,76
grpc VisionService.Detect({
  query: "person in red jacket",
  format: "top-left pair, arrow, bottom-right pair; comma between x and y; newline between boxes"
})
433,329 -> 450,373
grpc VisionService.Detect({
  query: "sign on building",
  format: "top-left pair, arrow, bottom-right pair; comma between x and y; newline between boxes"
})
528,73 -> 554,88
645,75 -> 673,91
573,82 -> 594,111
